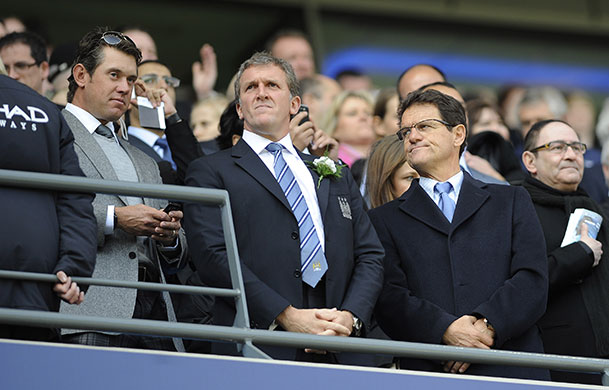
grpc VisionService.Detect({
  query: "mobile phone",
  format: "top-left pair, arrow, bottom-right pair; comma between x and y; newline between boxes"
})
163,202 -> 182,214
291,104 -> 310,125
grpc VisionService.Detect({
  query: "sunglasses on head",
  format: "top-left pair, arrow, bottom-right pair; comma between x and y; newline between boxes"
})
100,31 -> 136,47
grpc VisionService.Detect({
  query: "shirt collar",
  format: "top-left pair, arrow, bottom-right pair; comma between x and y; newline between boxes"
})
242,129 -> 297,157
127,125 -> 162,147
65,103 -> 115,135
419,170 -> 464,197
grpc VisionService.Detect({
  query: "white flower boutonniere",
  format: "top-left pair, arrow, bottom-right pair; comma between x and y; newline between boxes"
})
307,155 -> 343,188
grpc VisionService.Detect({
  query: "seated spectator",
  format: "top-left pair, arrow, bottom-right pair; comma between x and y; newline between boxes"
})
397,63 -> 445,100
466,99 -> 510,141
266,29 -> 315,80
373,88 -> 400,138
367,135 -> 418,208
336,68 -> 372,91
216,99 -> 243,150
521,119 -> 609,385
321,90 -> 376,166
121,26 -> 158,61
565,91 -> 601,167
466,99 -> 524,183
300,75 -> 342,126
0,31 -> 49,95
127,59 -> 203,185
47,42 -> 77,106
190,95 -> 229,153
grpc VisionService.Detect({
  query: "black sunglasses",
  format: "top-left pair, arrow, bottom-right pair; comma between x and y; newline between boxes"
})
100,31 -> 136,47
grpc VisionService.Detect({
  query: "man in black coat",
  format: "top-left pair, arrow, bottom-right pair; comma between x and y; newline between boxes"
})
0,73 -> 97,341
369,89 -> 549,380
521,119 -> 609,385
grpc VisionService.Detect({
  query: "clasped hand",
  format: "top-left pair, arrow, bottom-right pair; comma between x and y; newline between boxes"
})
276,306 -> 354,354
441,315 -> 495,374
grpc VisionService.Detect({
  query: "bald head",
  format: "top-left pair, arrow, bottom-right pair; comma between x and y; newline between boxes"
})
397,64 -> 445,99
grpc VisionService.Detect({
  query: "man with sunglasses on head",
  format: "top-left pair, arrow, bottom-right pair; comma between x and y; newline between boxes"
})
60,27 -> 187,351
521,119 -> 609,385
369,89 -> 549,380
127,60 -> 202,185
0,31 -> 49,95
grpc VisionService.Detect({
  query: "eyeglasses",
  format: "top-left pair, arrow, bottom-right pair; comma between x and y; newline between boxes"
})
100,31 -> 136,47
396,118 -> 455,141
140,73 -> 181,88
5,61 -> 39,74
528,140 -> 587,155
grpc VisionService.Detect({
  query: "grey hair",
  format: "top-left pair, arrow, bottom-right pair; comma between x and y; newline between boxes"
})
518,87 -> 567,125
233,51 -> 300,103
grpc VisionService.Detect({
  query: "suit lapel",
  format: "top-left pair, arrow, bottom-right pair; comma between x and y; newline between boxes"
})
232,140 -> 292,211
451,173 -> 490,231
398,180 -> 450,235
62,110 -> 129,206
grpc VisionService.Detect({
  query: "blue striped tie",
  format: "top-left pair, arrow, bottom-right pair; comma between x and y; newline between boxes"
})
266,143 -> 328,287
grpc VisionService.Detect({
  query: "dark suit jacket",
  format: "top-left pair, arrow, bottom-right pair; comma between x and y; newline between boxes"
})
184,139 -> 384,359
127,120 -> 204,185
368,173 -> 549,380
0,75 -> 97,313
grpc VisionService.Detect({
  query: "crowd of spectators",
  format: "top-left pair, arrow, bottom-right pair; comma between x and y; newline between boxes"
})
2,15 -> 609,386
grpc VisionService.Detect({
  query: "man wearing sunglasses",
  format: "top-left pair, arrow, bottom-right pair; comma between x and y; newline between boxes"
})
60,27 -> 187,352
369,89 -> 549,380
521,119 -> 609,385
0,31 -> 49,95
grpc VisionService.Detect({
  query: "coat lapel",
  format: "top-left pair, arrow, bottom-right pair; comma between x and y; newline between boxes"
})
232,139 -> 292,211
398,180 -> 450,235
62,110 -> 129,206
451,172 -> 490,231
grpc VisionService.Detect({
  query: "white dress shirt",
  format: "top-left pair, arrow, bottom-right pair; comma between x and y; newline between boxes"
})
65,103 -> 118,143
65,103 -> 137,234
242,130 -> 325,250
419,170 -> 464,208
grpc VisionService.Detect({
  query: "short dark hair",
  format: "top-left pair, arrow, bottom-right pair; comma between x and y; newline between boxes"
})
234,51 -> 300,103
374,88 -> 398,119
0,31 -> 48,64
420,81 -> 459,93
523,119 -> 573,152
67,26 -> 142,103
139,59 -> 170,71
216,99 -> 244,150
300,76 -> 321,99
265,29 -> 311,53
398,88 -> 467,156
396,64 -> 446,97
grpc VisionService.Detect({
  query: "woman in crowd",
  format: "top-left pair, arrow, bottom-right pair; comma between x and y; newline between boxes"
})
466,99 -> 525,183
321,90 -> 376,167
366,136 -> 419,209
372,88 -> 400,138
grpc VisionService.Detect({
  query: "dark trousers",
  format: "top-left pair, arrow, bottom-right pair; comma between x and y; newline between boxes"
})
0,324 -> 59,342
63,288 -> 175,351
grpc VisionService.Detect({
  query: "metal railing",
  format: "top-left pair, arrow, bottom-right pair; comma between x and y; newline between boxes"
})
1,168 -> 608,385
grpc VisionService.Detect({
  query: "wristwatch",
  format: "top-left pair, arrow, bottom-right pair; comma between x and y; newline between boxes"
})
351,314 -> 363,337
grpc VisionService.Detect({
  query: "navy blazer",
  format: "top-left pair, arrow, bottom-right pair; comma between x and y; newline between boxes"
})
368,173 -> 549,380
184,139 -> 384,358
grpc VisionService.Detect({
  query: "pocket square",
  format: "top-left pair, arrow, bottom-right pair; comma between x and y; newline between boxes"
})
338,196 -> 352,220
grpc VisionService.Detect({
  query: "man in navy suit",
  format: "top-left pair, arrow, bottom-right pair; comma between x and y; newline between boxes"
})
369,89 -> 549,380
184,52 -> 384,361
